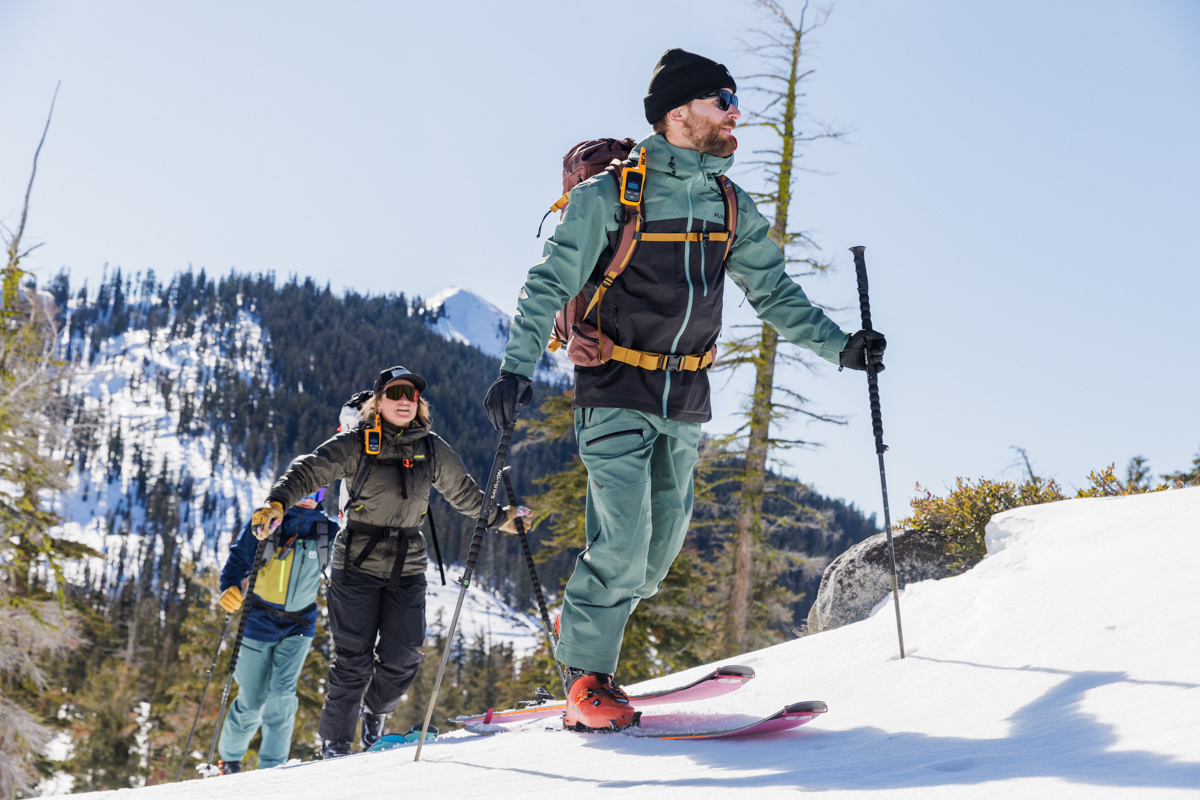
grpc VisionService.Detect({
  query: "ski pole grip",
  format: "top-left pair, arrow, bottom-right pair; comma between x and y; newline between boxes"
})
850,245 -> 873,332
462,418 -> 517,583
850,245 -> 887,455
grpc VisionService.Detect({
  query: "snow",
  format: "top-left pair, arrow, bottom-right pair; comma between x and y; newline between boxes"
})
423,286 -> 572,383
423,562 -> 544,657
82,487 -> 1200,798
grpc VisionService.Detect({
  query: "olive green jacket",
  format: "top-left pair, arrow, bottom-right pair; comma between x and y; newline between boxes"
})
267,422 -> 498,580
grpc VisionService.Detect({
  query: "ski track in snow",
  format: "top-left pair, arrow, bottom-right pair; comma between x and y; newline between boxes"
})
83,487 -> 1200,799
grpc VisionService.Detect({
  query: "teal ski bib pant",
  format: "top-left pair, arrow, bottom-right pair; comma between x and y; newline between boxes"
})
554,407 -> 701,675
217,634 -> 313,768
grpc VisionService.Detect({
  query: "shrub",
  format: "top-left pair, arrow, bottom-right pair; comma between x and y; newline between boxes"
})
898,477 -> 1065,573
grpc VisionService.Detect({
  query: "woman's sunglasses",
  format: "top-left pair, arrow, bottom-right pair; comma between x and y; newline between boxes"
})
697,89 -> 738,111
383,384 -> 419,402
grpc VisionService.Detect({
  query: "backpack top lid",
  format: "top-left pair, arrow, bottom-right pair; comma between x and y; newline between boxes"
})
562,138 -> 636,196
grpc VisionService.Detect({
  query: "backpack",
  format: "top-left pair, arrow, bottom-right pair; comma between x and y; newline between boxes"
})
544,138 -> 739,372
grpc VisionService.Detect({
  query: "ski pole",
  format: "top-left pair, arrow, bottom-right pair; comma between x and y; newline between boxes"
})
850,245 -> 906,659
426,502 -> 447,586
500,466 -> 567,697
174,612 -> 233,782
204,535 -> 270,772
415,418 -> 518,762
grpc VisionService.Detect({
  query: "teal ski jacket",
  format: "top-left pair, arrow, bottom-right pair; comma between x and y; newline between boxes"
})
501,133 -> 849,423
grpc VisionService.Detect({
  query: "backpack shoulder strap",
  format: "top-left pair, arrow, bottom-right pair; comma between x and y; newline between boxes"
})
716,175 -> 739,262
314,519 -> 330,573
345,434 -> 375,512
423,434 -> 437,484
581,158 -> 643,323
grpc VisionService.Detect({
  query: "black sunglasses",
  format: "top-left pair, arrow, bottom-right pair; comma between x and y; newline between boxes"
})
383,384 -> 419,401
697,89 -> 738,111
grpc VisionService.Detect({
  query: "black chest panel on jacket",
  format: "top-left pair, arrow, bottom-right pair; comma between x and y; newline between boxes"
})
574,215 -> 728,423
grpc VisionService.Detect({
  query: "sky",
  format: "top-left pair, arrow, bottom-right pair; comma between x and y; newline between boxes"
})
2,0 -> 1198,522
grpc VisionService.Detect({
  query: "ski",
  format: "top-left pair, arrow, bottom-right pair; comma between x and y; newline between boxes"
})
451,665 -> 755,727
625,700 -> 827,740
365,729 -> 436,752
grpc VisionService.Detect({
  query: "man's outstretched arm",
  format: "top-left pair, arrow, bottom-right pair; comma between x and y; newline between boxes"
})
724,187 -> 850,364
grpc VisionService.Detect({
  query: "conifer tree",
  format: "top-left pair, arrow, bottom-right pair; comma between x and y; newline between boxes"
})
0,85 -> 93,798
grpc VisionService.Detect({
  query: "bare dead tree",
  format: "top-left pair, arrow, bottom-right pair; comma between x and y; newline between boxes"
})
718,1 -> 851,653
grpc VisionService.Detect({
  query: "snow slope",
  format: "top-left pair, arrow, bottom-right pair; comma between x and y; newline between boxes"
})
423,286 -> 572,383
85,486 -> 1200,798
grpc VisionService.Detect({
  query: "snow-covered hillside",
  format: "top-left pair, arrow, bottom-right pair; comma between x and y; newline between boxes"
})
51,302 -> 540,652
55,307 -> 276,572
423,286 -> 572,383
90,487 -> 1200,799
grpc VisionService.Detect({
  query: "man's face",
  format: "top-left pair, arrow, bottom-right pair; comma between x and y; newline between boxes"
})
680,88 -> 740,157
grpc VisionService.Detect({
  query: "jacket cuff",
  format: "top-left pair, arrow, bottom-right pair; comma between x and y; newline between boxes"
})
816,331 -> 851,365
500,358 -> 536,379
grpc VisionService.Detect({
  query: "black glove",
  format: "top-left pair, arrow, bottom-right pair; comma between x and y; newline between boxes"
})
839,329 -> 887,372
483,371 -> 533,431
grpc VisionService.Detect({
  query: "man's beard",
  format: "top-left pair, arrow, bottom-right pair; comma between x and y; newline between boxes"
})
684,113 -> 736,157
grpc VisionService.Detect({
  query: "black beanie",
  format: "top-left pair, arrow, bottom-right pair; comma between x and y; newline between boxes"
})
643,48 -> 736,124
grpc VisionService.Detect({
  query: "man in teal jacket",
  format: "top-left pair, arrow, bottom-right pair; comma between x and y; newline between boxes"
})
484,48 -> 886,731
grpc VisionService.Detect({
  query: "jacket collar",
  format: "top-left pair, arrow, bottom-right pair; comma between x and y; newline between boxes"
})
638,133 -> 734,181
381,419 -> 430,444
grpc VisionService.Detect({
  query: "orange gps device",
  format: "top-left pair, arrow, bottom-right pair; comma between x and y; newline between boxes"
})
620,147 -> 647,207
365,413 -> 382,455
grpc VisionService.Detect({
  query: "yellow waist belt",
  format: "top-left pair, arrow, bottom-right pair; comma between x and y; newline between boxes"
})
607,344 -> 715,372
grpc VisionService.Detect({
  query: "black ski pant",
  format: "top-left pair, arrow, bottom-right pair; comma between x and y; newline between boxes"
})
318,568 -> 426,743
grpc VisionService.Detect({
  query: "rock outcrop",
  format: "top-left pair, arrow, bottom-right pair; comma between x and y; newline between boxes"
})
805,528 -> 952,634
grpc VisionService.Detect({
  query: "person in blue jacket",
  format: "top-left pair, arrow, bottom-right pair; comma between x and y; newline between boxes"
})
214,489 -> 333,773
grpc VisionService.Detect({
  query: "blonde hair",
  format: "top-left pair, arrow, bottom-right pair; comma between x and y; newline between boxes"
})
360,393 -> 432,429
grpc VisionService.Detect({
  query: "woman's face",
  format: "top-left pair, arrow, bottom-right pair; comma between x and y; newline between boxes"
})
378,379 -> 419,427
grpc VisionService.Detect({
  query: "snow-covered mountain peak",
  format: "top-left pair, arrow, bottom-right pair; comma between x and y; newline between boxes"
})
422,286 -> 572,383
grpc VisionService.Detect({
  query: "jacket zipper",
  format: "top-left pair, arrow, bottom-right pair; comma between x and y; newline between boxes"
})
586,429 -> 643,447
664,154 -> 705,416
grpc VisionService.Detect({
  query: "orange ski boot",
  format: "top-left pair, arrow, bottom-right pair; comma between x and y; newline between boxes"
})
562,666 -> 640,732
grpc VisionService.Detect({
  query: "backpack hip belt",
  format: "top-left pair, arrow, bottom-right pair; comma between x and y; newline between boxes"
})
249,594 -> 316,625
609,344 -> 715,372
341,519 -> 423,590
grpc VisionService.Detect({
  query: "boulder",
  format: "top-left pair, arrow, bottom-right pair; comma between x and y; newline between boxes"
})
805,528 -> 952,634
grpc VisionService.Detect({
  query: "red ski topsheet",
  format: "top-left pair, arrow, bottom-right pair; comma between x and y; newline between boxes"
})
451,665 -> 755,726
